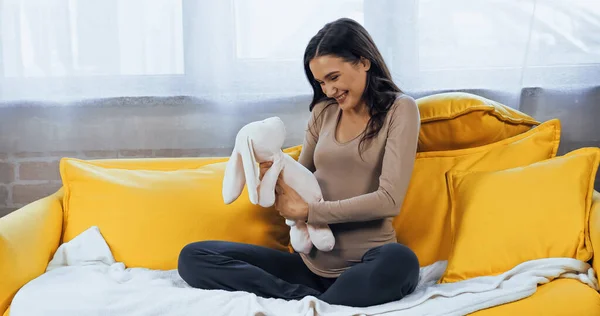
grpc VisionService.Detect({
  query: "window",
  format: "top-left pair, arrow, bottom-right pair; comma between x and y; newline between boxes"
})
1,0 -> 599,102
527,0 -> 600,66
233,0 -> 364,60
418,0 -> 600,70
1,0 -> 184,78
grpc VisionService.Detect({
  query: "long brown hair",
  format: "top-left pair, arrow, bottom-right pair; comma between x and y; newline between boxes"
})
303,18 -> 402,155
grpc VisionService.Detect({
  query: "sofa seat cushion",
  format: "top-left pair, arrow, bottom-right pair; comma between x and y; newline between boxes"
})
4,278 -> 598,316
471,279 -> 600,315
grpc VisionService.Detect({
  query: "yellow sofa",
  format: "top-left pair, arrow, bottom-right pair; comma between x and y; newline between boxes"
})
2,93 -> 600,315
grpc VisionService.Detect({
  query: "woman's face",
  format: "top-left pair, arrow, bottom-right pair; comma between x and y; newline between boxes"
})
309,55 -> 370,111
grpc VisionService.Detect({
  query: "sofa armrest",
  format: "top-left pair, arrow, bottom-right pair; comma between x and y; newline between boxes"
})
591,190 -> 600,280
0,188 -> 64,314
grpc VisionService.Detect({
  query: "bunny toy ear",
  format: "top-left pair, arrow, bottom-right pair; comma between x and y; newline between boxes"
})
222,144 -> 245,205
240,136 -> 260,205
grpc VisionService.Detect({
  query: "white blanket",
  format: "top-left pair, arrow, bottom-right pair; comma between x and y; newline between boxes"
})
10,226 -> 599,316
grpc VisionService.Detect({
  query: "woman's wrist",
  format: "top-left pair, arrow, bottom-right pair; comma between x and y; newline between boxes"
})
303,202 -> 310,222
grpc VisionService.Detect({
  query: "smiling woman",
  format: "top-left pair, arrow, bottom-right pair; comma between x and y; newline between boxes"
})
307,55 -> 373,144
307,56 -> 366,110
303,18 -> 403,155
178,17 -> 422,308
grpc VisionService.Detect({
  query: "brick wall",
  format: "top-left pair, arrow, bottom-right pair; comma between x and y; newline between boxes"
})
1,152 -> 62,216
0,147 -> 233,217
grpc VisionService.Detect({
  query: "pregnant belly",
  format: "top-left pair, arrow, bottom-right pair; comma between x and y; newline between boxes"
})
300,218 -> 397,277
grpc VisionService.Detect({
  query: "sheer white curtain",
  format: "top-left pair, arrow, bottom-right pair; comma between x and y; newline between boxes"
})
1,0 -> 599,103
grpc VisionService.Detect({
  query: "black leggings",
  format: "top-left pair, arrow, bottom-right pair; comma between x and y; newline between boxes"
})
177,240 -> 420,307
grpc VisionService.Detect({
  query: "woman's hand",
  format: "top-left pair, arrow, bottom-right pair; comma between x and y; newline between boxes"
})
259,161 -> 273,180
259,161 -> 309,222
274,174 -> 309,222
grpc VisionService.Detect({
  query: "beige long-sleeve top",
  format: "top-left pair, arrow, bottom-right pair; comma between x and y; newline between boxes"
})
298,94 -> 420,278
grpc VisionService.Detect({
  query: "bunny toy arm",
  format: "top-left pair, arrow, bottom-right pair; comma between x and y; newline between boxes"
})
258,152 -> 284,208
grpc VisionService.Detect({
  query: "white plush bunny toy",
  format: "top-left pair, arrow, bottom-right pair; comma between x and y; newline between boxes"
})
222,116 -> 335,254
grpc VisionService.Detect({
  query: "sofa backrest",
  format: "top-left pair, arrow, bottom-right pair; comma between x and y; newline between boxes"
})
55,93 -> 558,269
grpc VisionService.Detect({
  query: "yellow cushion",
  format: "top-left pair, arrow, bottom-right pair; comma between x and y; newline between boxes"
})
470,279 -> 600,316
417,92 -> 539,152
394,119 -> 561,267
591,191 -> 600,277
59,157 -> 293,271
441,147 -> 600,283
